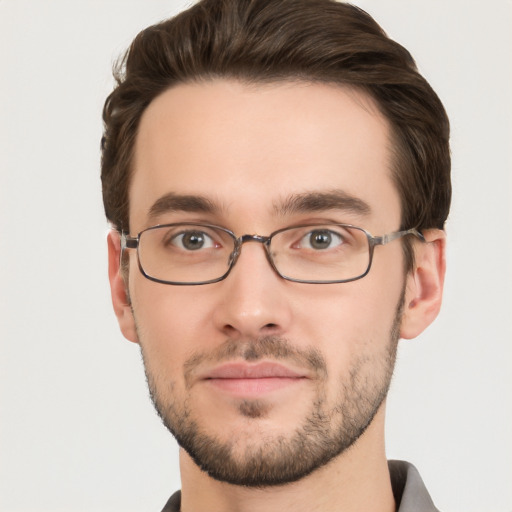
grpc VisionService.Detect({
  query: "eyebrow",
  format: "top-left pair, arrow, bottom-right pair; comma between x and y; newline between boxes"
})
147,189 -> 371,222
274,190 -> 371,217
148,192 -> 219,220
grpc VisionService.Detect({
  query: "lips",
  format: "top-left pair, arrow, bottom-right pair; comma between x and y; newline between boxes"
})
202,362 -> 307,396
206,362 -> 305,379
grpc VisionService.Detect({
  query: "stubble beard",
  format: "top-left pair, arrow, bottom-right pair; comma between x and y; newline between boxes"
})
137,295 -> 403,488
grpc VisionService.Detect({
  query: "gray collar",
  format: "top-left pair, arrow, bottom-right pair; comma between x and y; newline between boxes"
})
389,460 -> 440,512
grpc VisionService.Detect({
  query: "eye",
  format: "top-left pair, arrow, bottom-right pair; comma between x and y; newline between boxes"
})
298,229 -> 345,250
170,230 -> 217,251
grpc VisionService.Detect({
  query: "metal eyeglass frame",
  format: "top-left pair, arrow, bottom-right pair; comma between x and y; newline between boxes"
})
120,223 -> 425,285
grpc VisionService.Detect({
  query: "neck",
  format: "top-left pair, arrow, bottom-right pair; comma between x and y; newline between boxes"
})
178,408 -> 395,512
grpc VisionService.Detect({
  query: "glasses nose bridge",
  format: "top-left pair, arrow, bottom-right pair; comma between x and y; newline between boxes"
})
238,233 -> 270,245
229,233 -> 272,267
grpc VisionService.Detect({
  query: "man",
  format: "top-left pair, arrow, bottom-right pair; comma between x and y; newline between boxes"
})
101,0 -> 450,510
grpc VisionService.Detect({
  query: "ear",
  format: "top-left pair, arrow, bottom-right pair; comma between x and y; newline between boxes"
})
400,229 -> 446,340
107,230 -> 139,344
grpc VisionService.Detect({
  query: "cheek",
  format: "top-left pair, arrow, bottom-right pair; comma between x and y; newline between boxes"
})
292,272 -> 404,372
298,280 -> 400,335
129,277 -> 215,376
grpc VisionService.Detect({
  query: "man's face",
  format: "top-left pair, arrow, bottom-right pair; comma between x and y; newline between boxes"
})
121,80 -> 410,485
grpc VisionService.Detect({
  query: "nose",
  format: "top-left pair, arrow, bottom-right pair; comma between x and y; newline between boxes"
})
212,240 -> 293,340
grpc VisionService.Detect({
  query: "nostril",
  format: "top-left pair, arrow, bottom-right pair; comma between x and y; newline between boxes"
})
222,324 -> 238,335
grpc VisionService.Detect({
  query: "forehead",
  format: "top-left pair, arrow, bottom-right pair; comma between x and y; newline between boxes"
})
130,79 -> 400,232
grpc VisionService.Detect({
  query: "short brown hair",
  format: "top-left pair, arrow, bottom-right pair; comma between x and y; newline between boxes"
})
101,0 -> 451,262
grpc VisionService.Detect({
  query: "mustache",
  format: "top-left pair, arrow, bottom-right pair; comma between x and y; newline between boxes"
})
183,336 -> 327,384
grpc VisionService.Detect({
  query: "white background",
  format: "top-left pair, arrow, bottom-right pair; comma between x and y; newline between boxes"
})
1,1 -> 511,511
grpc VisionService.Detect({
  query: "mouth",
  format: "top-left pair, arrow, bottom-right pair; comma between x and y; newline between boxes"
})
202,362 -> 308,397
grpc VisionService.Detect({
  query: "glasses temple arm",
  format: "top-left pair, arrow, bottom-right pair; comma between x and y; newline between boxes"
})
374,228 -> 425,246
120,232 -> 139,250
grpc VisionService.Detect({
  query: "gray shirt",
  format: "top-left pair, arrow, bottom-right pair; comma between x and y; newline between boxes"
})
161,460 -> 439,512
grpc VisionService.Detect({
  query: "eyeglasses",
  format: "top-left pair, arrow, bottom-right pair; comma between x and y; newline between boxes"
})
120,223 -> 424,285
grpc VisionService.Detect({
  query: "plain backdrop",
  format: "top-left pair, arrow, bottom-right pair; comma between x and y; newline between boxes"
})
1,1 -> 511,511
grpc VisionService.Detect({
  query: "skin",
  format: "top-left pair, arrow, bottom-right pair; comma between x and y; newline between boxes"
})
108,80 -> 446,512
